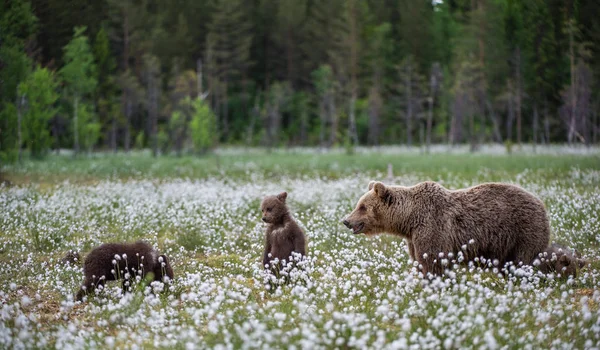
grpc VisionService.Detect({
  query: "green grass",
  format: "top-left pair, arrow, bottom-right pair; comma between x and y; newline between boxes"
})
0,148 -> 599,348
4,149 -> 599,183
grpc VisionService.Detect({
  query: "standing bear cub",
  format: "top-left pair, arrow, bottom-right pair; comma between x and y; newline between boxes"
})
343,181 -> 550,276
76,241 -> 174,301
261,192 -> 307,271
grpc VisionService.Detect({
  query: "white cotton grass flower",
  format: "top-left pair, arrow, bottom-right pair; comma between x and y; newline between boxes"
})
1,164 -> 599,348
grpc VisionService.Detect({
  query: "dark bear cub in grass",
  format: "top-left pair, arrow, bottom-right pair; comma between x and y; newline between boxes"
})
261,192 -> 307,271
75,241 -> 174,301
534,243 -> 586,278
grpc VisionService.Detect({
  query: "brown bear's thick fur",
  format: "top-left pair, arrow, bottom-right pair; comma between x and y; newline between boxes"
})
261,192 -> 307,270
343,181 -> 551,276
534,243 -> 586,278
75,241 -> 174,301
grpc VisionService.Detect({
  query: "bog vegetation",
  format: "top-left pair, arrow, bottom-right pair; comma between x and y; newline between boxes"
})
1,149 -> 599,348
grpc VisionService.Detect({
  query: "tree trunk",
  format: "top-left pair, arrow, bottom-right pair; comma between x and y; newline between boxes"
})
328,90 -> 337,147
111,113 -> 117,153
121,11 -> 130,153
17,93 -> 23,163
222,81 -> 229,142
515,48 -> 522,148
419,119 -> 424,153
533,103 -> 539,152
124,97 -> 132,152
368,85 -> 381,146
246,95 -> 259,146
486,100 -> 502,143
469,113 -> 476,152
593,105 -> 598,144
300,98 -> 307,146
426,97 -> 433,153
568,20 -> 577,145
405,64 -> 413,146
506,80 -> 514,142
544,101 -> 550,145
147,65 -> 158,157
73,96 -> 79,155
319,100 -> 326,148
348,1 -> 359,147
197,59 -> 203,99
348,94 -> 358,146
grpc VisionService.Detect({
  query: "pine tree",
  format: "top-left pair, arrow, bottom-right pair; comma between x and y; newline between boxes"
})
0,0 -> 37,161
93,25 -> 118,151
143,54 -> 160,157
188,97 -> 217,154
206,0 -> 253,142
17,66 -> 59,158
60,26 -> 97,155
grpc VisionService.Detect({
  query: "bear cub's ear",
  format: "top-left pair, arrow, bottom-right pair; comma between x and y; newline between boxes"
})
368,181 -> 376,191
277,192 -> 288,203
372,182 -> 387,198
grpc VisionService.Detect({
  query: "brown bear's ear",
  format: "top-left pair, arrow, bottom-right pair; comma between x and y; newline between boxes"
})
277,192 -> 288,203
368,181 -> 376,191
372,182 -> 387,198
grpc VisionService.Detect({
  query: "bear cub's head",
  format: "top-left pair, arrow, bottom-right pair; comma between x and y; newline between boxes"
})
261,192 -> 289,224
343,181 -> 390,235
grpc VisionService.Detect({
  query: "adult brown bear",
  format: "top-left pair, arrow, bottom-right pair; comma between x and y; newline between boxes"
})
343,181 -> 550,276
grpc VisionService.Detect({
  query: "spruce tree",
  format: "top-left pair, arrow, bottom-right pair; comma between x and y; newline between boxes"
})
60,26 -> 97,155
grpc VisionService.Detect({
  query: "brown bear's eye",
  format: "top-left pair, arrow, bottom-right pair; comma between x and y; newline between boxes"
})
267,208 -> 272,212
359,205 -> 366,211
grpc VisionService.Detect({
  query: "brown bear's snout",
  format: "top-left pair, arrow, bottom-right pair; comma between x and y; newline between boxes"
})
262,217 -> 268,222
342,219 -> 351,228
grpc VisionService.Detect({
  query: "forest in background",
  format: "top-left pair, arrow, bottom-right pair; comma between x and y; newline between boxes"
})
1,0 -> 600,160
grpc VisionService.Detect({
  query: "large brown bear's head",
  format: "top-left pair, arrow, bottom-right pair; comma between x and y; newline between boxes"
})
261,192 -> 289,224
342,181 -> 390,236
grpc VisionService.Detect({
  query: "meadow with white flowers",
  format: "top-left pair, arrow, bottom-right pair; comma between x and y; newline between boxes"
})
1,147 -> 600,349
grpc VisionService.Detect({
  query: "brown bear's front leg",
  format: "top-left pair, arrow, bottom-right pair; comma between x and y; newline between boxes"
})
262,237 -> 273,269
413,234 -> 446,277
406,239 -> 416,261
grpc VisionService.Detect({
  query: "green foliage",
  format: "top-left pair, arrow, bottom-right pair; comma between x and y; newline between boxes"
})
187,97 -> 217,154
93,26 -> 116,88
0,0 -> 38,47
0,45 -> 32,107
18,66 -> 60,158
60,26 -> 98,154
93,25 -> 118,141
169,110 -> 188,154
0,103 -> 19,162
311,65 -> 333,97
157,128 -> 169,154
5,0 -> 600,151
135,131 -> 145,150
60,26 -> 97,98
76,103 -> 101,153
